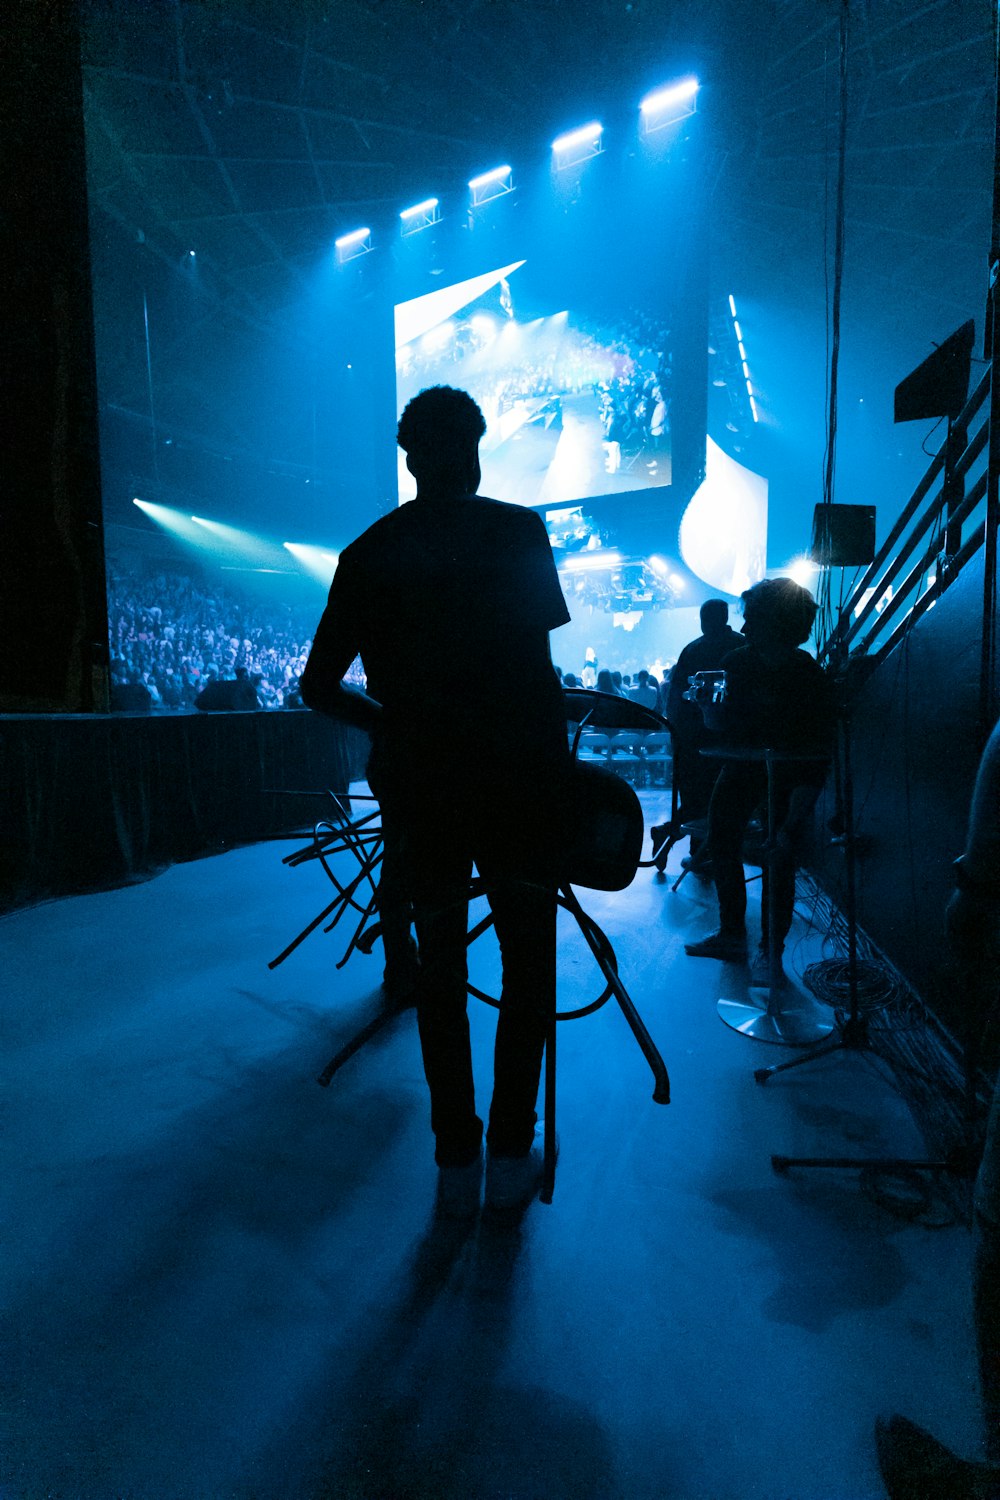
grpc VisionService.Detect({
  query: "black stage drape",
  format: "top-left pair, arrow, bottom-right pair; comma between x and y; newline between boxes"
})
0,712 -> 369,912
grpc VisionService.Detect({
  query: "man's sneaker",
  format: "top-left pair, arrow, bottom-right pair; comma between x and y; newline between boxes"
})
435,1147 -> 484,1220
485,1130 -> 554,1211
684,929 -> 747,961
749,945 -> 787,989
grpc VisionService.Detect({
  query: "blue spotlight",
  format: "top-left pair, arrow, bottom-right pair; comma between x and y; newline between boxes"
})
335,227 -> 372,263
400,197 -> 440,236
468,165 -> 513,207
283,542 -> 339,585
552,121 -> 603,169
640,77 -> 699,133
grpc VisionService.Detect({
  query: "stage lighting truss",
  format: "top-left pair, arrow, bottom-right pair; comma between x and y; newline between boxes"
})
640,78 -> 699,136
335,227 -> 372,264
400,198 -> 441,237
468,164 -> 513,208
552,122 -> 604,171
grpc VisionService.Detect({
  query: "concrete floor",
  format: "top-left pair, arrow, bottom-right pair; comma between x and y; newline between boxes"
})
0,787 -> 983,1499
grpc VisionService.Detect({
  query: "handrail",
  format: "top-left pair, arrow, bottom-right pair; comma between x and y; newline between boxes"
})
819,364 -> 991,667
853,470 -> 988,655
868,522 -> 986,670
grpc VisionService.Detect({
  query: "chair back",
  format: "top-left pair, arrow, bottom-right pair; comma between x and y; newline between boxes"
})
575,731 -> 611,762
563,761 -> 644,891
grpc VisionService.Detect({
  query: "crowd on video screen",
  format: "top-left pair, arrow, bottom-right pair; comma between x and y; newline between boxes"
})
396,301 -> 673,480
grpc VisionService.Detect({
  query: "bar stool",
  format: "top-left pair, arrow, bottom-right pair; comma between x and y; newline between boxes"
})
707,746 -> 835,1048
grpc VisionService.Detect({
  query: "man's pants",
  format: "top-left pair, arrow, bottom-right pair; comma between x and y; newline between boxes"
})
708,763 -> 800,947
672,729 -> 721,837
376,772 -> 564,1168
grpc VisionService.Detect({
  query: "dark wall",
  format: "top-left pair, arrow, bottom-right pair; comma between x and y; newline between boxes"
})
809,551 -> 994,1045
2,0 -> 109,711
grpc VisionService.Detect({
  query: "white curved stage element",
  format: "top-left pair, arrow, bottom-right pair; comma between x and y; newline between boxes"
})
679,436 -> 768,595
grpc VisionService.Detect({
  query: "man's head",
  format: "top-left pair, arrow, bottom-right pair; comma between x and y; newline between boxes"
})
739,577 -> 818,648
397,385 -> 486,496
700,599 -> 730,634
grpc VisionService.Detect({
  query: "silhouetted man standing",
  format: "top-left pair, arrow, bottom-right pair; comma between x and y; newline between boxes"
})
301,385 -> 571,1216
652,598 -> 743,869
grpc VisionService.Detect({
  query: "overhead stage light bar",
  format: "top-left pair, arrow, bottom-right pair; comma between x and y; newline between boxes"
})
400,197 -> 440,236
335,227 -> 372,263
552,121 -> 603,169
640,77 -> 699,133
469,164 -> 513,207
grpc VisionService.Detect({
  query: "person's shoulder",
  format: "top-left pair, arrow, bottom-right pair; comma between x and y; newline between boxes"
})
792,648 -> 826,673
474,494 -> 545,526
344,509 -> 400,552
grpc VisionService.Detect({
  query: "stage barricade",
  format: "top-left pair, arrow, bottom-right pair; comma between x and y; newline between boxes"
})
0,710 -> 370,912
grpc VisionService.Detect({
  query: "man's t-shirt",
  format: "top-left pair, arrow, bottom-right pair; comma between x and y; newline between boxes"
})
303,494 -> 571,778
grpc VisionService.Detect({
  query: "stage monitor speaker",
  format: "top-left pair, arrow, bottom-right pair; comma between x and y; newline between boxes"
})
811,504 -> 876,567
894,319 -> 975,424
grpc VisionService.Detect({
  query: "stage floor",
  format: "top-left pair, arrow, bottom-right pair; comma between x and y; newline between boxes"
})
1,786 -> 982,1499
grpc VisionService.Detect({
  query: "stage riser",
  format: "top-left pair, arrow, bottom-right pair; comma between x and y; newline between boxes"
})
0,712 -> 368,912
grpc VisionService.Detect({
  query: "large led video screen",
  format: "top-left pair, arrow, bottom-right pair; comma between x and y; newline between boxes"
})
395,259 -> 674,508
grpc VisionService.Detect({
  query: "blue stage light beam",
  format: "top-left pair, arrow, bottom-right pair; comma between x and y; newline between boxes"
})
132,499 -> 206,545
552,121 -> 603,169
283,542 -> 339,586
189,516 -> 289,567
640,78 -> 699,133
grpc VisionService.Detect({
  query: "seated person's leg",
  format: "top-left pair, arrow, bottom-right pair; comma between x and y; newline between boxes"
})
759,777 -> 820,962
686,766 -> 761,958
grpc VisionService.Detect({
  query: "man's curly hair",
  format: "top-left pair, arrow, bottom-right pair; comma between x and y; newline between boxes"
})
397,385 -> 487,459
740,577 -> 818,647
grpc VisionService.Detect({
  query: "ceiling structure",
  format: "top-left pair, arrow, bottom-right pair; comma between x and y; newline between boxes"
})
81,0 -> 995,556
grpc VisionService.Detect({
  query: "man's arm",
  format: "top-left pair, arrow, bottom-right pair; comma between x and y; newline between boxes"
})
300,562 -> 383,735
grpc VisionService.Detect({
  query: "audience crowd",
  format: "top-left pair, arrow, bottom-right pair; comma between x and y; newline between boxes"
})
106,556 -> 346,711
106,554 -> 673,716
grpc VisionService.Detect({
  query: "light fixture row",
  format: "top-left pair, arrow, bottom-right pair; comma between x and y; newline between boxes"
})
334,77 -> 699,261
728,294 -> 759,425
